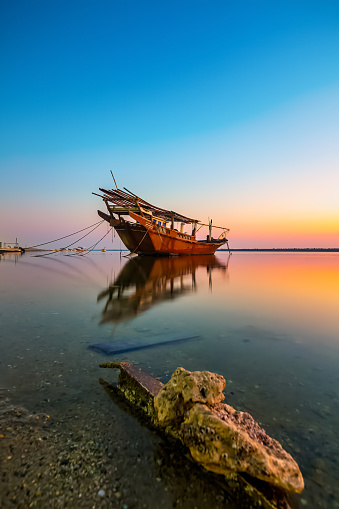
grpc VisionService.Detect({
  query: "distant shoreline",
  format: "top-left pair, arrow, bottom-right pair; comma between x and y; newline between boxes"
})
221,248 -> 339,252
92,248 -> 339,253
5,248 -> 337,254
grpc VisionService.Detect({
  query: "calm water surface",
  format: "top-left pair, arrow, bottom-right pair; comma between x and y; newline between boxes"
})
1,251 -> 339,508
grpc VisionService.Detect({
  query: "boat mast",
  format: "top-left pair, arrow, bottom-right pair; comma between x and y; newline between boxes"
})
110,170 -> 118,189
209,219 -> 212,241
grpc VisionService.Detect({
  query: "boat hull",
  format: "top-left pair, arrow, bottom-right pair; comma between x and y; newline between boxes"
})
98,210 -> 226,256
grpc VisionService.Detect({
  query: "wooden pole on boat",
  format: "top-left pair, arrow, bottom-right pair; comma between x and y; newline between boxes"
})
196,222 -> 227,229
209,219 -> 212,241
123,187 -> 138,198
110,171 -> 118,189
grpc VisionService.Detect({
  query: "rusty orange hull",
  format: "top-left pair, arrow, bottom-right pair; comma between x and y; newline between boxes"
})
98,210 -> 226,255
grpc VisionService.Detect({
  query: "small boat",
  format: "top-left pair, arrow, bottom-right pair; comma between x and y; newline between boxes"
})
94,184 -> 230,256
0,246 -> 24,254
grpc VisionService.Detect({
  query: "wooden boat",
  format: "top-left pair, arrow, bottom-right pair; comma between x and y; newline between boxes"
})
94,185 -> 230,256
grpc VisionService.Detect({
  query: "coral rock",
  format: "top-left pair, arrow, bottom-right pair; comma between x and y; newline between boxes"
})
154,367 -> 304,493
182,403 -> 304,493
154,367 -> 225,426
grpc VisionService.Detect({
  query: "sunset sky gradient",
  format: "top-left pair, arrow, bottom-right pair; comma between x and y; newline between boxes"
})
1,0 -> 338,248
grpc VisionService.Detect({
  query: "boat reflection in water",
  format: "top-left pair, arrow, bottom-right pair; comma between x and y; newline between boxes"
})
97,254 -> 229,324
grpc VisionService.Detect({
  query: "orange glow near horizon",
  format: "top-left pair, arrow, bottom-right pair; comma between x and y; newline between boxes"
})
207,252 -> 339,343
223,214 -> 339,248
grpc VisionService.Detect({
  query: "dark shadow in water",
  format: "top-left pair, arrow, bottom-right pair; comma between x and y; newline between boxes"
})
99,377 -> 296,509
89,334 -> 200,355
97,254 -> 230,324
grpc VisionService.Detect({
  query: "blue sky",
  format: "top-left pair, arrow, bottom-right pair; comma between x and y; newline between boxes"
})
1,1 -> 339,247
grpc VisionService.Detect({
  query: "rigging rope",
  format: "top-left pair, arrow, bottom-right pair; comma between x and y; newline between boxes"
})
61,222 -> 105,251
27,220 -> 104,248
78,226 -> 114,256
155,225 -> 172,254
34,221 -> 105,257
124,228 -> 149,257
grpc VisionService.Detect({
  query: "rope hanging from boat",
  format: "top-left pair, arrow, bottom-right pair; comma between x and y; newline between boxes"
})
77,226 -> 114,256
34,221 -> 105,257
124,228 -> 149,257
155,224 -> 173,255
27,220 -> 105,249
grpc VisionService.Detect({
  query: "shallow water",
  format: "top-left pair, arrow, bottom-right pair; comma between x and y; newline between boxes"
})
1,251 -> 339,508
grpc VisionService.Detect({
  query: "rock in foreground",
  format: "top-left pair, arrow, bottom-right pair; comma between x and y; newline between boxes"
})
154,367 -> 304,493
100,362 -> 304,502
